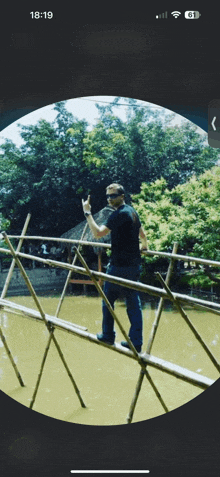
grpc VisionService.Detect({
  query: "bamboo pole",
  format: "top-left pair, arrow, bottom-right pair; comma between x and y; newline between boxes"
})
31,224 -> 89,410
1,245 -> 220,313
73,247 -> 141,360
0,326 -> 25,387
156,272 -> 220,373
7,235 -> 220,269
0,214 -> 31,387
144,368 -> 169,413
147,242 -> 179,354
1,214 -> 31,299
2,232 -> 86,410
126,242 -> 179,424
143,249 -> 220,269
29,324 -> 54,409
1,246 -> 220,313
74,247 -> 173,417
1,232 -> 218,420
0,296 -> 214,389
127,365 -> 169,417
7,235 -> 111,249
175,293 -> 220,312
0,246 -> 168,298
55,222 -> 88,318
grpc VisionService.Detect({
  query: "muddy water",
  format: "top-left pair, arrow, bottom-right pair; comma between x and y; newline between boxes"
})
0,294 -> 220,426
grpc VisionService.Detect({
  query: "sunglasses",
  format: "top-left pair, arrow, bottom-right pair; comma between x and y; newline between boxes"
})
106,193 -> 122,199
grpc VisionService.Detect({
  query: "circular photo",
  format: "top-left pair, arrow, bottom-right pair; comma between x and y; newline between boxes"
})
0,96 -> 219,425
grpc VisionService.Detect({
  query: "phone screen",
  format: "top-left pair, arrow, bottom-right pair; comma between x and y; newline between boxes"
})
0,6 -> 219,476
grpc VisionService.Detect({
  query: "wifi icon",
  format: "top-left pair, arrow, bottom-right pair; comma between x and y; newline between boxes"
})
171,11 -> 181,18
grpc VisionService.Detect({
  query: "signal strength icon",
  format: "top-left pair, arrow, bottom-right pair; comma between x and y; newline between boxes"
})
171,11 -> 181,18
156,11 -> 168,19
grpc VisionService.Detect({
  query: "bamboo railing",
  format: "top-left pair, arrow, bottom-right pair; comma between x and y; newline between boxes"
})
0,214 -> 32,387
7,234 -> 220,268
0,223 -> 220,424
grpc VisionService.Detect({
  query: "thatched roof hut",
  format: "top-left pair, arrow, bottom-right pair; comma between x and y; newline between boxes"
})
61,206 -> 114,255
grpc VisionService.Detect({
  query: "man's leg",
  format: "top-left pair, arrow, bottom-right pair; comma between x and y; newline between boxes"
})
97,264 -> 120,344
125,289 -> 143,349
121,265 -> 143,352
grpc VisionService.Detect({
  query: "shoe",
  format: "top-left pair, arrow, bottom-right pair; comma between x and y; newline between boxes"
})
97,333 -> 114,345
121,341 -> 142,353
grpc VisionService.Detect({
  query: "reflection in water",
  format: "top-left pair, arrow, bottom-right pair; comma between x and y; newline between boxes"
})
0,313 -> 9,329
211,334 -> 219,346
0,294 -> 219,425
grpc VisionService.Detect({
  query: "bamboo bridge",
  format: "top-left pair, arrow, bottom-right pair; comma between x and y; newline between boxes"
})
0,214 -> 219,423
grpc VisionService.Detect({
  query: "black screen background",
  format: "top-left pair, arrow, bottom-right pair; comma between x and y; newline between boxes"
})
0,6 -> 220,476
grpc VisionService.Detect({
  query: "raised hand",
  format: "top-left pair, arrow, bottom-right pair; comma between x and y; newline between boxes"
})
82,195 -> 91,214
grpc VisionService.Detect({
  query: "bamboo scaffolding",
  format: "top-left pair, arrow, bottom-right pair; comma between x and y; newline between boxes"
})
2,232 -> 86,410
29,324 -> 55,409
0,296 -> 214,389
30,224 -> 90,409
1,232 -> 219,423
72,246 -> 220,421
73,247 -> 196,417
126,242 -> 179,424
144,368 -> 169,413
73,247 -> 140,359
1,214 -> 31,299
8,235 -> 110,249
0,214 -> 31,387
156,272 -> 220,373
55,222 -> 88,318
7,234 -> 220,269
0,327 -> 24,387
147,243 -> 179,354
1,246 -> 220,312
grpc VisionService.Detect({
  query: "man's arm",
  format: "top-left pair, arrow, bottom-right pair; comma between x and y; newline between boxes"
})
85,216 -> 110,239
139,226 -> 148,250
82,195 -> 111,239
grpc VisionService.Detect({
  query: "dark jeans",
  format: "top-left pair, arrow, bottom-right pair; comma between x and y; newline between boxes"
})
102,263 -> 143,347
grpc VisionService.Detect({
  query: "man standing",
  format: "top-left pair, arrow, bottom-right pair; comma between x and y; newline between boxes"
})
82,183 -> 148,353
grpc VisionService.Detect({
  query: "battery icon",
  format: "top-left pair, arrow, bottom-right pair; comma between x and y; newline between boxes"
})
185,11 -> 201,19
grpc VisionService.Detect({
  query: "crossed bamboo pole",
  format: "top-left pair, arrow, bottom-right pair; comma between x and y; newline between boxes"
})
0,213 -> 32,387
2,244 -> 220,315
30,223 -> 89,408
0,242 -> 220,315
73,247 -> 140,359
126,242 -> 179,423
1,231 -> 219,422
0,296 -> 214,388
74,247 -> 170,416
2,232 -> 86,410
7,234 -> 220,269
155,272 -> 220,373
55,222 -> 88,318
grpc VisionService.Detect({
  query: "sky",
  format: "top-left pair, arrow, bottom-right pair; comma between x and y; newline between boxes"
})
0,95 -> 207,148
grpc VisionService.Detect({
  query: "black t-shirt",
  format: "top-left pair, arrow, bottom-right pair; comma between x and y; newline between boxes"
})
105,203 -> 141,266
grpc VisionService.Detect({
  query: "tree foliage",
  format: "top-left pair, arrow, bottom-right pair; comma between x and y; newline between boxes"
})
0,100 -> 218,238
132,167 -> 220,287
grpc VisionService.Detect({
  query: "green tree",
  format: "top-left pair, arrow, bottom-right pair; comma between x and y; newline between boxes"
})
132,167 -> 220,287
82,99 -> 219,195
0,100 -> 219,239
0,106 -> 89,234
